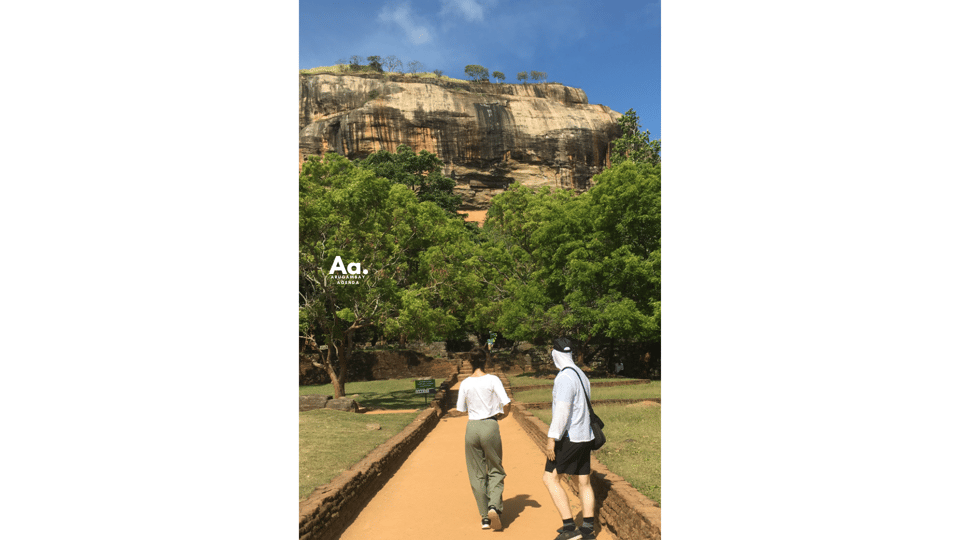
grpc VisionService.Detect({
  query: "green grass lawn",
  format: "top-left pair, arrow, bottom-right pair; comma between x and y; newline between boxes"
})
300,378 -> 443,410
513,381 -> 661,403
300,409 -> 419,500
507,374 -> 636,388
532,404 -> 661,505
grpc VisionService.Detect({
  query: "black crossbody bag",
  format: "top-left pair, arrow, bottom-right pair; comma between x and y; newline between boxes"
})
560,367 -> 606,450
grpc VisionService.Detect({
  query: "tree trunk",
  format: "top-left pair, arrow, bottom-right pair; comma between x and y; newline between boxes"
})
308,326 -> 363,399
329,331 -> 356,399
334,344 -> 351,398
331,374 -> 346,398
321,346 -> 343,398
576,334 -> 592,366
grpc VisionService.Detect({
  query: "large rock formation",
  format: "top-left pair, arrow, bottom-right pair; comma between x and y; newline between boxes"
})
299,73 -> 622,209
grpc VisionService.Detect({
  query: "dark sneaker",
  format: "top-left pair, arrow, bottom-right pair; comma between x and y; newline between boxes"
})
552,529 -> 582,540
487,506 -> 502,530
481,517 -> 491,529
579,527 -> 597,539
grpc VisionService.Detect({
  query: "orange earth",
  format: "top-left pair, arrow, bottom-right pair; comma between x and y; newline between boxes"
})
339,379 -> 619,539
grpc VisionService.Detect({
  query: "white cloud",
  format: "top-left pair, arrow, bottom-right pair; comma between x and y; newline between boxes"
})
378,2 -> 434,45
440,0 -> 496,23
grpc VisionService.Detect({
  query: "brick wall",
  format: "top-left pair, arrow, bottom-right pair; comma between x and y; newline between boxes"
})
406,340 -> 447,358
510,403 -> 661,540
521,398 -> 661,410
362,350 -> 458,380
298,371 -> 458,540
300,349 -> 458,385
511,379 -> 652,393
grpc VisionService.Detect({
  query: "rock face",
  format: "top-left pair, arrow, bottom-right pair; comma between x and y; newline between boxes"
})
299,73 -> 622,209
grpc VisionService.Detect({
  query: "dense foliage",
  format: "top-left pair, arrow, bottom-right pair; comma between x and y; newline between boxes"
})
300,108 -> 662,390
474,161 -> 660,357
299,153 -> 474,397
356,144 -> 461,214
611,108 -> 661,166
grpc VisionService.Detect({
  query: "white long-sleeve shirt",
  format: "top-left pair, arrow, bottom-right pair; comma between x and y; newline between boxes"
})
456,374 -> 511,420
547,366 -> 594,442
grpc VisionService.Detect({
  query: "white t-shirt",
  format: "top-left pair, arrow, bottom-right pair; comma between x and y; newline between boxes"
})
456,374 -> 511,420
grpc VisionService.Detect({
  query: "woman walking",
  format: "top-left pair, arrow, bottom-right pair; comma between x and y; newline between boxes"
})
455,347 -> 512,530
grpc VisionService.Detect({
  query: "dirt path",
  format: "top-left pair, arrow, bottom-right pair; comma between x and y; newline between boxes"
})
339,380 -> 615,539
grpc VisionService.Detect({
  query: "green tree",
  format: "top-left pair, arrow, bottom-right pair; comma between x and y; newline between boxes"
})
367,55 -> 383,73
530,71 -> 547,82
476,162 -> 660,362
355,145 -> 461,214
517,71 -> 528,83
464,64 -> 490,82
610,108 -> 661,166
474,185 -> 578,342
492,71 -> 505,83
299,153 -> 469,397
563,162 -> 661,348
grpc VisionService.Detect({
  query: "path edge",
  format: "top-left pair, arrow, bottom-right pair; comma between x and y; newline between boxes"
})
298,371 -> 459,540
510,402 -> 662,540
519,398 -> 661,409
494,368 -> 661,540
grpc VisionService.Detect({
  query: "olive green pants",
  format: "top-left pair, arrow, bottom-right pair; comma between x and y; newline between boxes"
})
464,419 -> 506,518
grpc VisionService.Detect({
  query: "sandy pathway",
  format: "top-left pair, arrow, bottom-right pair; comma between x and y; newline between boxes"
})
339,380 -> 607,539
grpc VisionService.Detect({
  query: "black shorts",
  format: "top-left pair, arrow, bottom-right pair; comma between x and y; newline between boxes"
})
544,435 -> 592,476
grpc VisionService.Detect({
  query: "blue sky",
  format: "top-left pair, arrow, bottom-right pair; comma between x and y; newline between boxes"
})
300,0 -> 661,141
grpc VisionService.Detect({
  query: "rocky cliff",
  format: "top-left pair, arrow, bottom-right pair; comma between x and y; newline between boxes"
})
299,73 -> 622,209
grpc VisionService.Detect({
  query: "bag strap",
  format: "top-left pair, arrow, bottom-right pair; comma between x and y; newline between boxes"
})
560,367 -> 595,417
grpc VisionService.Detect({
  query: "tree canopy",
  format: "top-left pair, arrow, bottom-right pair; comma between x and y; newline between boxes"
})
355,145 -> 461,215
299,153 -> 472,397
464,64 -> 490,82
474,161 -> 661,358
610,108 -> 661,167
299,109 -> 662,385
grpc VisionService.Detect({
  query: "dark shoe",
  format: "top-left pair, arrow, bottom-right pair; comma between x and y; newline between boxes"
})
487,506 -> 502,530
481,517 -> 491,529
556,525 -> 597,538
553,529 -> 582,540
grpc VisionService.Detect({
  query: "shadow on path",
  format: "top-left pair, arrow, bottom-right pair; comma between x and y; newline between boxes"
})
501,494 -> 541,528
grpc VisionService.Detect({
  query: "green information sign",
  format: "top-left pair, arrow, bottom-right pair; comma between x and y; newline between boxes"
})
414,379 -> 436,394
